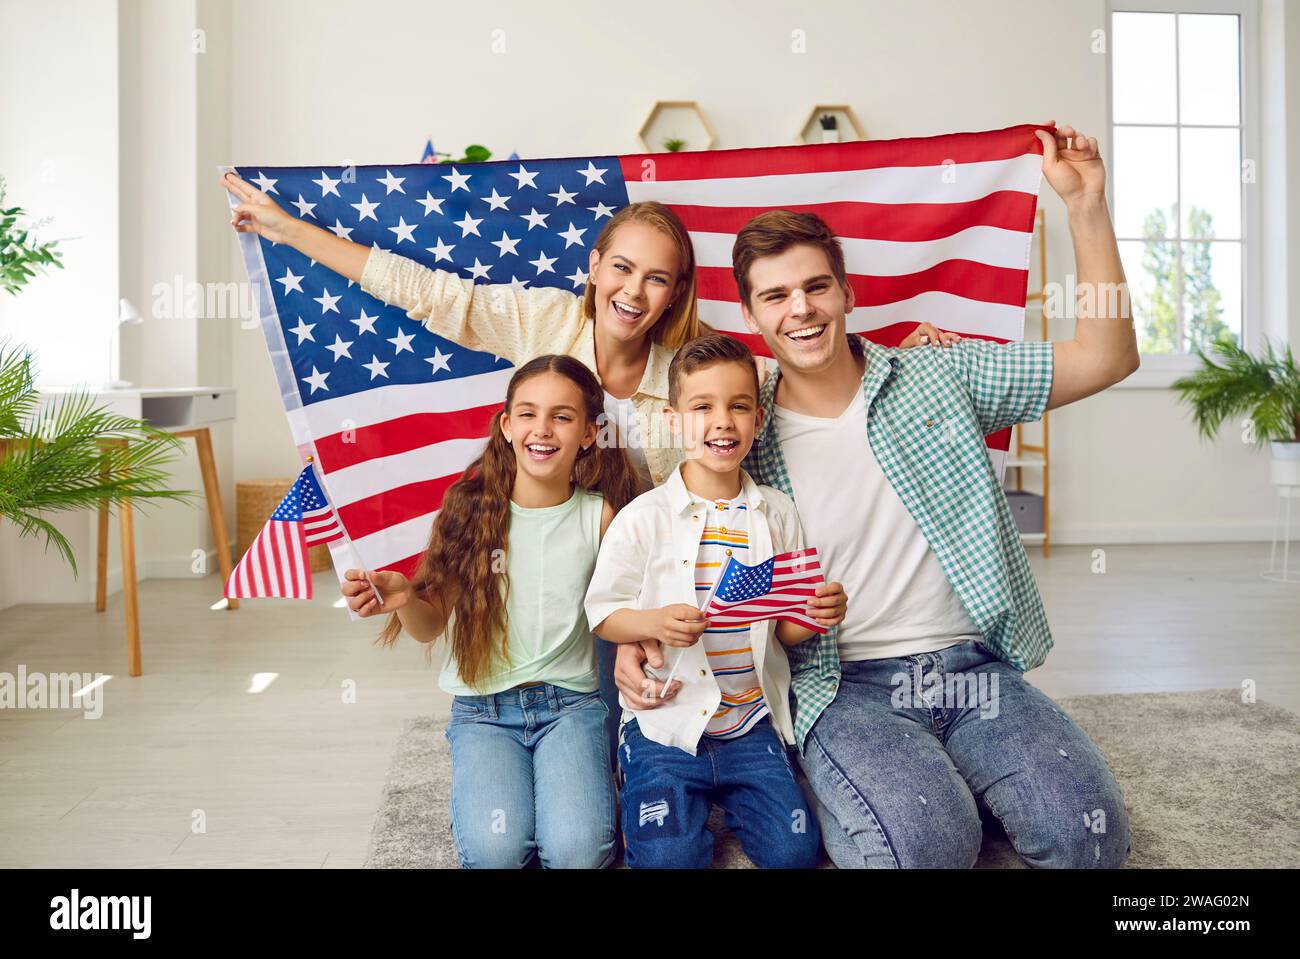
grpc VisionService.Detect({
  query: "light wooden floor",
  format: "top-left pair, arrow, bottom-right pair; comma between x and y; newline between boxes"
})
0,542 -> 1296,868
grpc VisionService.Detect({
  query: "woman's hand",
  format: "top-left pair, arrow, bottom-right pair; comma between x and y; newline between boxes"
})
900,322 -> 961,349
220,171 -> 301,245
341,568 -> 412,617
1035,120 -> 1105,206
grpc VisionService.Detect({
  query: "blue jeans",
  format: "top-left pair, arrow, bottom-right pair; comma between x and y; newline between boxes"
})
618,715 -> 822,869
444,683 -> 616,869
799,639 -> 1131,868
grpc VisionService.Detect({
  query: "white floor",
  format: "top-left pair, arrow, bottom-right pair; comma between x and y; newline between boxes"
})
0,542 -> 1296,868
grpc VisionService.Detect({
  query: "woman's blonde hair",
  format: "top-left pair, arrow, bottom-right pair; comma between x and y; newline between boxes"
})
581,200 -> 703,349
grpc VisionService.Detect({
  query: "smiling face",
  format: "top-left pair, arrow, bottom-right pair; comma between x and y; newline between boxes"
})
587,220 -> 684,346
499,371 -> 598,484
739,243 -> 856,374
668,359 -> 764,477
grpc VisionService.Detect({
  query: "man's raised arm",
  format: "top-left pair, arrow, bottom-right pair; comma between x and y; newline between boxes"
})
1034,122 -> 1141,410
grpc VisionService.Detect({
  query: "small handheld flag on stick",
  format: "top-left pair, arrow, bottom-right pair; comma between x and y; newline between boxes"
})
702,547 -> 828,634
224,463 -> 345,600
660,547 -> 828,690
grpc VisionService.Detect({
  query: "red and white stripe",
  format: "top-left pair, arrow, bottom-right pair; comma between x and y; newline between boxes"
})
704,547 -> 828,635
625,123 -> 1047,476
226,520 -> 312,599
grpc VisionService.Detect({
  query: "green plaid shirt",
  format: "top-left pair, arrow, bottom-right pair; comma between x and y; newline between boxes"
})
744,336 -> 1056,753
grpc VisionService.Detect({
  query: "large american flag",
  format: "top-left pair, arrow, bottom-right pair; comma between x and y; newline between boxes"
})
224,463 -> 343,600
227,123 -> 1046,585
702,547 -> 829,635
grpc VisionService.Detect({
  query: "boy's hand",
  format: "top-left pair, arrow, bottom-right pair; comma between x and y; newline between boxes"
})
805,581 -> 847,629
651,604 -> 710,647
614,641 -> 681,709
221,171 -> 301,245
341,568 -> 412,617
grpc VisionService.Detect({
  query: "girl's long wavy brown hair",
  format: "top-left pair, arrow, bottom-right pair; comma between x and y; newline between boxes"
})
375,354 -> 640,689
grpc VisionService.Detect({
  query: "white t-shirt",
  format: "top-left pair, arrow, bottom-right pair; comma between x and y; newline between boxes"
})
603,390 -> 653,493
772,388 -> 981,661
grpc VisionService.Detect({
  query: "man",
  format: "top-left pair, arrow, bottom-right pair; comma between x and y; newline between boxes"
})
616,122 -> 1137,868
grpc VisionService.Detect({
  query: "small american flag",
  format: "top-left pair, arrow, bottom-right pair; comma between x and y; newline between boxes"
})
701,547 -> 828,635
227,123 -> 1046,585
224,464 -> 344,600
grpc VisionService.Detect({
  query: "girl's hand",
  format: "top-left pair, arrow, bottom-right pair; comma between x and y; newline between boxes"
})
1035,120 -> 1105,206
220,171 -> 301,245
900,323 -> 961,349
805,581 -> 847,629
342,568 -> 412,617
651,603 -> 710,648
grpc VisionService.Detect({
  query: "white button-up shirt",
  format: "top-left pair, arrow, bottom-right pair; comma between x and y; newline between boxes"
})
584,464 -> 806,755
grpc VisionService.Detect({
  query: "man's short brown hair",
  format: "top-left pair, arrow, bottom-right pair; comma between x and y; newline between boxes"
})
731,210 -> 849,307
668,333 -> 760,407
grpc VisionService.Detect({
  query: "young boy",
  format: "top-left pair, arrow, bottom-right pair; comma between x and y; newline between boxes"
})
584,333 -> 847,869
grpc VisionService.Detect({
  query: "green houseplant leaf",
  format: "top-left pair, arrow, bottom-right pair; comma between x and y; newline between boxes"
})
0,340 -> 196,575
1172,338 -> 1300,445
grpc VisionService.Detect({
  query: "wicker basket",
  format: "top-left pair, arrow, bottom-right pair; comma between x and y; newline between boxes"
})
236,478 -> 333,572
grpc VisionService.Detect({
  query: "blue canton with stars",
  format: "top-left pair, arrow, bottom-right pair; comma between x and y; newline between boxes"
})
234,158 -> 630,407
712,556 -> 776,603
272,465 -> 332,521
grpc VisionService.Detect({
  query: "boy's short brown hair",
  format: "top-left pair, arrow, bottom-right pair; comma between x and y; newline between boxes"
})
668,333 -> 760,407
731,209 -> 849,307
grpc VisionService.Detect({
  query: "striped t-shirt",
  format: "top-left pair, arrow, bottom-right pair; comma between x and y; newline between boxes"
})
694,496 -> 769,739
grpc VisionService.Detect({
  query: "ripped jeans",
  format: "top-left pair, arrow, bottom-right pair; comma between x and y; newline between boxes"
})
617,716 -> 822,869
798,639 -> 1131,868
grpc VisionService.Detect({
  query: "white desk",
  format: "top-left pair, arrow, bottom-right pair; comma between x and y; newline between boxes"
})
37,386 -> 238,675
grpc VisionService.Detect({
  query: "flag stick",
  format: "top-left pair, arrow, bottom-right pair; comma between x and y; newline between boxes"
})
305,455 -> 383,608
658,557 -> 729,693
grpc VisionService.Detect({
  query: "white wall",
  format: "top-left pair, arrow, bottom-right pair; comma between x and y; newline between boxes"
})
0,0 -> 236,610
0,0 -> 122,610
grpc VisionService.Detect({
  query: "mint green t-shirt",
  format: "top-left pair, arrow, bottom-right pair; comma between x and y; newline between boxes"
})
438,486 -> 605,696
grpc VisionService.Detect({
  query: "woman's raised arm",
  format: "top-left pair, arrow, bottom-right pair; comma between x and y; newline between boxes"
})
221,171 -> 580,365
223,171 -> 369,282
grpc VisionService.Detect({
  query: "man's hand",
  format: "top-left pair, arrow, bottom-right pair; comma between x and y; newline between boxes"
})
900,322 -> 961,349
805,580 -> 847,629
614,640 -> 681,709
1035,121 -> 1105,206
649,604 -> 710,647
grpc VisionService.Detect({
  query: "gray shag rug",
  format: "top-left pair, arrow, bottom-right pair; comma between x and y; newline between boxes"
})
363,689 -> 1300,869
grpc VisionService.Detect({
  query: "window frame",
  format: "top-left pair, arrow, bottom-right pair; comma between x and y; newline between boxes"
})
1104,0 -> 1260,389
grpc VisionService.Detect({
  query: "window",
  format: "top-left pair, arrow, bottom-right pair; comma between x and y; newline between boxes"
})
1108,1 -> 1257,363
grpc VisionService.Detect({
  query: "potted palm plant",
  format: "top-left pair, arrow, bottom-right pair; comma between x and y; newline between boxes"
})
0,342 -> 195,575
1172,339 -> 1300,487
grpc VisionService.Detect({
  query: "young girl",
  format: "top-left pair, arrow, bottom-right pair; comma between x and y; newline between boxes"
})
340,354 -> 639,869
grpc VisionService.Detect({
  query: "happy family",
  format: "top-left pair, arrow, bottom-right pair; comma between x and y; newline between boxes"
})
222,121 -> 1138,869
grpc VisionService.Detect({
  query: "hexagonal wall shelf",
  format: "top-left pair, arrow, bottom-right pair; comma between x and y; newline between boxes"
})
797,105 -> 866,145
638,100 -> 715,152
